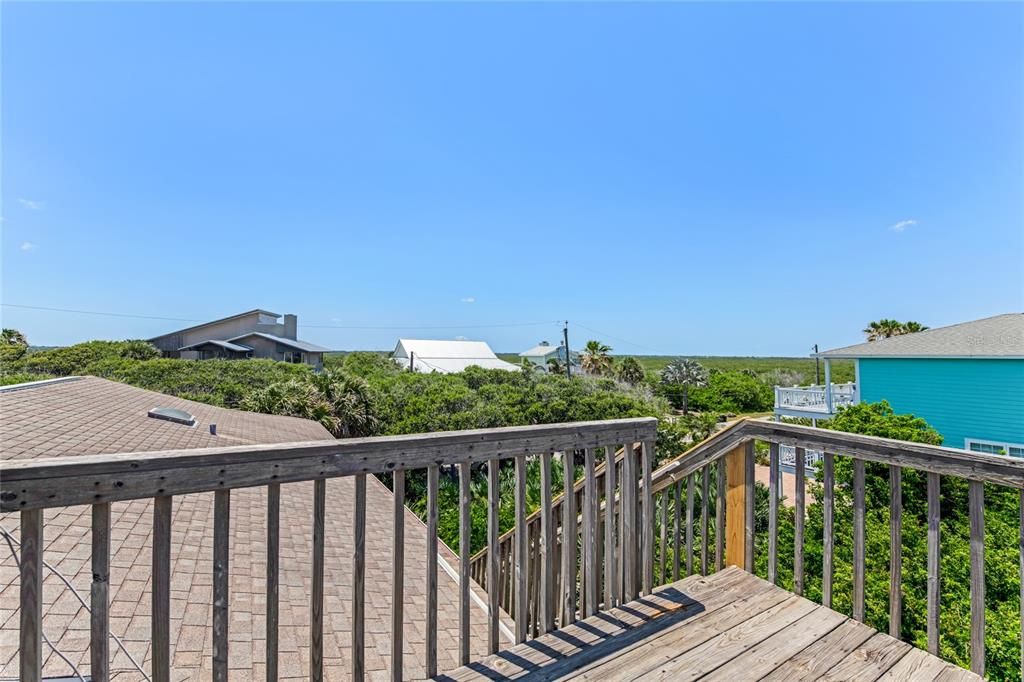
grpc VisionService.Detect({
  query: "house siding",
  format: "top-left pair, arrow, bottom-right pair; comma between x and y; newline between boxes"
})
858,358 -> 1024,450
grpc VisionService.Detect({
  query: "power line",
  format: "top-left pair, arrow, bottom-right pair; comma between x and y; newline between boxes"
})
1,303 -> 561,332
302,320 -> 561,331
1,303 -> 204,323
573,322 -> 662,354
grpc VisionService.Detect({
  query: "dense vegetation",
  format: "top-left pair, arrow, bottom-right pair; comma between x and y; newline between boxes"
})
759,403 -> 1021,679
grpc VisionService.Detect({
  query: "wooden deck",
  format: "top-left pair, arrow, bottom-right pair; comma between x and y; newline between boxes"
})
437,567 -> 980,682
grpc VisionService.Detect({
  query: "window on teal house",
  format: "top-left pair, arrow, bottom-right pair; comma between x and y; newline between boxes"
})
966,438 -> 1024,458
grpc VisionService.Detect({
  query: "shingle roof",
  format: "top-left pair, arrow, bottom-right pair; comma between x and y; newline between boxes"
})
228,332 -> 331,353
519,343 -> 560,358
0,378 -> 506,679
818,313 -> 1024,359
148,309 -> 281,342
177,339 -> 253,353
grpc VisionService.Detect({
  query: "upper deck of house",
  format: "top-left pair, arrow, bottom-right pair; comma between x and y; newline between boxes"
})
2,413 -> 1022,681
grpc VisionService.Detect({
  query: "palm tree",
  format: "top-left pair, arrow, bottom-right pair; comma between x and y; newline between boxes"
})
863,319 -> 903,341
864,319 -> 929,341
309,370 -> 380,438
616,356 -> 645,385
581,340 -> 613,376
660,358 -> 708,414
546,357 -> 566,375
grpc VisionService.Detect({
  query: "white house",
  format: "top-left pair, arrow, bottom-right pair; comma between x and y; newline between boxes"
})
392,339 -> 519,374
519,341 -> 578,370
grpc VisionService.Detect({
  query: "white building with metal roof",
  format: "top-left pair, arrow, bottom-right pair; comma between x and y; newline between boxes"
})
392,339 -> 519,373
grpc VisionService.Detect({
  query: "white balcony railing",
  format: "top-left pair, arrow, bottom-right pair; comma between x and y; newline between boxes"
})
774,382 -> 857,414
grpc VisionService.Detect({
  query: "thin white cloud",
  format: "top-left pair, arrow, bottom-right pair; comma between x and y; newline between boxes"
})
460,296 -> 476,304
20,242 -> 36,251
890,219 -> 917,232
18,198 -> 44,210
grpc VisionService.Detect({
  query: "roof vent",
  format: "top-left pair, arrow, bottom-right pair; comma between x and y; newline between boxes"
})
148,407 -> 196,426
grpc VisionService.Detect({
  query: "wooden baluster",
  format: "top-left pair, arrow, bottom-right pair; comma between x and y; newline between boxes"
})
794,447 -> 805,596
969,480 -> 985,677
529,520 -> 539,637
768,443 -> 779,585
91,503 -> 111,682
426,465 -> 440,674
266,485 -> 280,682
744,441 -> 755,572
353,475 -> 367,679
457,464 -> 470,663
701,464 -> 710,576
487,459 -> 500,652
515,455 -> 529,642
685,473 -> 694,576
673,480 -> 682,581
392,471 -> 406,680
715,462 -> 725,573
889,465 -> 902,638
153,496 -> 172,682
311,481 -> 325,682
583,448 -> 598,616
604,446 -> 618,609
540,452 -> 555,632
213,490 -> 230,682
641,441 -> 654,595
562,450 -> 578,622
1018,490 -> 1023,682
622,444 -> 637,600
659,490 -> 668,585
927,471 -> 940,655
20,509 -> 43,682
822,453 -> 835,609
618,457 -> 626,600
852,459 -> 866,622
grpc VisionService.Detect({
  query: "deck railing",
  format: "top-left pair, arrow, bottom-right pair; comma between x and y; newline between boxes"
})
1,417 -> 658,682
637,419 -> 1023,679
467,417 -> 1024,679
4,416 -> 1023,680
775,382 -> 857,413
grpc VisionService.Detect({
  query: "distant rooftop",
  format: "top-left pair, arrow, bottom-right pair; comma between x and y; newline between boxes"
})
393,338 -> 519,373
817,313 -> 1024,359
228,331 -> 331,353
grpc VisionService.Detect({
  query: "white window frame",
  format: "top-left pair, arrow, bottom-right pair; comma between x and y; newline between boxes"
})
965,437 -> 1024,458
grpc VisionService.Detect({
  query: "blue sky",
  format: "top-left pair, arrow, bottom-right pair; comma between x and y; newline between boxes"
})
3,2 -> 1021,354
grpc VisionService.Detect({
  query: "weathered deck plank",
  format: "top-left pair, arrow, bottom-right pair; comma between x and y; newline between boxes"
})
436,569 -> 980,682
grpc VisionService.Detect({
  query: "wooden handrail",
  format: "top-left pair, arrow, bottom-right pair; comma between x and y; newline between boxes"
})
4,417 -> 658,682
1,417 -> 658,511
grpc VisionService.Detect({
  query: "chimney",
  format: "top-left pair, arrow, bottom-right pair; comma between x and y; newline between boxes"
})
284,314 -> 297,340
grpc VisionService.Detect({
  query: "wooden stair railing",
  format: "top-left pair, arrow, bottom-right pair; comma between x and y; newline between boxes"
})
469,417 -> 1024,680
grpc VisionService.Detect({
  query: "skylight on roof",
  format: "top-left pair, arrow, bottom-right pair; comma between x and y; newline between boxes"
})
148,407 -> 196,426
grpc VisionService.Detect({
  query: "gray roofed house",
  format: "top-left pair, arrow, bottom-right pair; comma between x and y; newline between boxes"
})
774,313 -> 1024,457
816,313 -> 1024,359
149,309 -> 329,369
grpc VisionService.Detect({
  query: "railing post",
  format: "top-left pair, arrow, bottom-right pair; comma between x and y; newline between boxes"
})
20,509 -> 43,682
724,442 -> 751,569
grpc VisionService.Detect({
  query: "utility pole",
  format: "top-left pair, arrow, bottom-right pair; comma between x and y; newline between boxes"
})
813,344 -> 820,385
409,351 -> 415,372
563,321 -> 572,380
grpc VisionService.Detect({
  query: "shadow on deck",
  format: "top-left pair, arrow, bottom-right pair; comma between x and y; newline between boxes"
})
436,567 -> 979,682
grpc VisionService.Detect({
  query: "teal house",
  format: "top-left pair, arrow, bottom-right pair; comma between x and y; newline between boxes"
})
806,314 -> 1023,457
